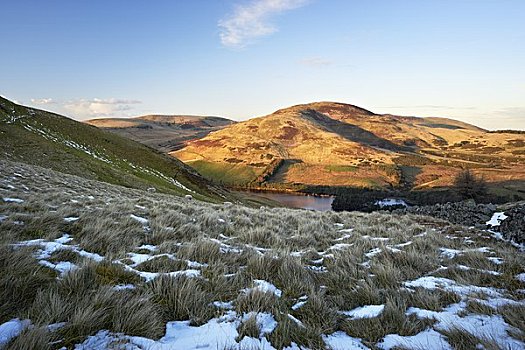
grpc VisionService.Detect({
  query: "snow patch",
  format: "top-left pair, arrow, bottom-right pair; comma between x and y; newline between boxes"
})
486,212 -> 508,227
2,197 -> 24,203
341,304 -> 385,319
0,319 -> 31,347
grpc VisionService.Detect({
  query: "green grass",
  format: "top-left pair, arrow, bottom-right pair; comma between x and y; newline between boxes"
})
188,160 -> 261,186
0,96 -> 224,202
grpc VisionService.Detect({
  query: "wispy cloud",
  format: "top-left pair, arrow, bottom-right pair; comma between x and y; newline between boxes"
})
300,57 -> 332,67
31,98 -> 56,105
219,0 -> 309,48
62,98 -> 142,119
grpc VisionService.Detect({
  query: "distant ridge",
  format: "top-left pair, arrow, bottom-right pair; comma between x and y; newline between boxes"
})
86,114 -> 235,152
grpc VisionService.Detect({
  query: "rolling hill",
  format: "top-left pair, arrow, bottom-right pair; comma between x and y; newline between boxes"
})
0,96 -> 228,201
86,115 -> 235,153
173,102 -> 525,192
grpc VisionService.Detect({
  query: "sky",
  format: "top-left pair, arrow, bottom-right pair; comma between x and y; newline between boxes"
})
1,0 -> 524,129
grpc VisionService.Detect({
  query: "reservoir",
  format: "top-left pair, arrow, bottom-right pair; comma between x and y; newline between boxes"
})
245,191 -> 334,211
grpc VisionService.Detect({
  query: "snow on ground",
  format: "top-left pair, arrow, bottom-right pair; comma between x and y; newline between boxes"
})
404,276 -> 503,298
130,214 -> 148,225
14,234 -> 104,275
440,247 -> 492,259
375,198 -> 408,208
486,212 -> 508,227
365,248 -> 382,259
341,304 -> 385,319
517,273 -> 525,283
323,331 -> 370,350
243,279 -> 283,297
76,313 -> 301,350
407,305 -> 524,349
0,319 -> 31,347
2,197 -> 24,203
378,328 -> 452,350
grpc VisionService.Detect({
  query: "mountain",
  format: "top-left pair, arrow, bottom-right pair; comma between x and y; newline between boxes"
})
0,96 -> 228,201
86,115 -> 235,153
173,102 -> 525,192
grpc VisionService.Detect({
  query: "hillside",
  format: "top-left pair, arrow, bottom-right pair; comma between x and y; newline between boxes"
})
86,114 -> 235,153
1,160 -> 524,349
0,96 -> 228,201
174,102 -> 525,192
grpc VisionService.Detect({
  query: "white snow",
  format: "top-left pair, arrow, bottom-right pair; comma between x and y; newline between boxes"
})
375,198 -> 408,208
323,331 -> 370,350
2,197 -> 24,203
113,284 -> 136,291
486,212 -> 508,227
40,260 -> 77,275
404,276 -> 503,298
213,301 -> 234,310
378,328 -> 452,350
291,300 -> 307,310
0,215 -> 8,222
341,304 -> 385,319
137,244 -> 157,252
407,305 -> 524,349
488,257 -> 504,265
0,319 -> 31,347
365,248 -> 382,259
516,273 -> 525,283
243,312 -> 277,335
64,217 -> 79,222
244,280 -> 283,297
130,214 -> 148,225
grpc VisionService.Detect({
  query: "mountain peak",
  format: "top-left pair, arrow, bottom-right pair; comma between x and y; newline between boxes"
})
274,101 -> 376,118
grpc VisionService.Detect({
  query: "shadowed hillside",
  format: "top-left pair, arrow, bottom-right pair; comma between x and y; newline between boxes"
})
86,114 -> 235,152
0,96 -> 228,201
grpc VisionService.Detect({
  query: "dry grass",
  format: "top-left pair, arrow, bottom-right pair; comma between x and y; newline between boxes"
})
145,274 -> 215,326
1,160 -> 524,349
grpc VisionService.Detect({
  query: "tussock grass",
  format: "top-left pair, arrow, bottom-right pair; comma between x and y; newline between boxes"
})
236,314 -> 260,341
340,296 -> 435,343
235,290 -> 281,315
5,327 -> 52,350
1,160 -> 524,349
291,292 -> 339,334
408,288 -> 461,311
145,274 -> 215,325
464,300 -> 496,316
440,327 -> 501,350
499,304 -> 525,342
135,256 -> 187,273
0,246 -> 56,323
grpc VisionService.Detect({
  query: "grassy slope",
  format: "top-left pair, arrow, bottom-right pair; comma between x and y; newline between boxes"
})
0,96 -> 226,201
1,160 -> 524,349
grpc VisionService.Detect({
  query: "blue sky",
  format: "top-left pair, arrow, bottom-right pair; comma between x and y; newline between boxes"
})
1,0 -> 524,129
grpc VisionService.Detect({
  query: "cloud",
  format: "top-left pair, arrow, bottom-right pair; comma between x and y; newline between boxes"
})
219,0 -> 309,48
300,57 -> 332,67
62,98 -> 142,119
30,98 -> 56,105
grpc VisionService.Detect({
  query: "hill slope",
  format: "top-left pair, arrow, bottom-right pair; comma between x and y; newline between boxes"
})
174,102 -> 525,190
0,96 -> 227,201
86,115 -> 235,153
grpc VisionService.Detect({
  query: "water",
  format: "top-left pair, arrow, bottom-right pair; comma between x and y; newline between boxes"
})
246,191 -> 334,211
